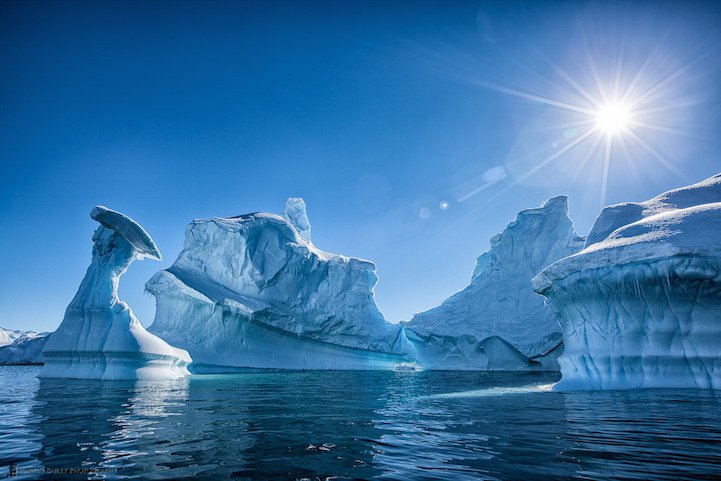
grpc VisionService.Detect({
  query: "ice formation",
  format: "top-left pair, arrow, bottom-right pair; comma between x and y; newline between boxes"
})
39,206 -> 191,380
533,174 -> 721,390
0,327 -> 41,347
403,196 -> 584,370
0,328 -> 50,364
146,199 -> 408,371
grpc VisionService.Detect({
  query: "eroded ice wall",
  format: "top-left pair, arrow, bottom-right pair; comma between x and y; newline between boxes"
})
534,174 -> 721,390
403,196 -> 584,371
146,199 -> 407,371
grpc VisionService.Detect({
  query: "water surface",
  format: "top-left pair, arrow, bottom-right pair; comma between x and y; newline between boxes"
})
1,366 -> 720,480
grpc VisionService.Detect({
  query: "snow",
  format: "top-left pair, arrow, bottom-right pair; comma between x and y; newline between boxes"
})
403,196 -> 584,370
0,327 -> 28,347
0,330 -> 50,364
38,206 -> 192,380
146,199 -> 408,371
533,174 -> 721,390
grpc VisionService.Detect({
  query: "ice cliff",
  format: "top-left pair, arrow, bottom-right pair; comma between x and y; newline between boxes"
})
146,198 -> 407,371
403,196 -> 584,370
0,328 -> 50,364
533,174 -> 721,390
39,206 -> 191,380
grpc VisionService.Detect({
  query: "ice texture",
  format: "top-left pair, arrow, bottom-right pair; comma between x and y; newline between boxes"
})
0,328 -> 50,364
39,206 -> 191,380
533,174 -> 721,390
403,196 -> 584,370
146,199 -> 407,371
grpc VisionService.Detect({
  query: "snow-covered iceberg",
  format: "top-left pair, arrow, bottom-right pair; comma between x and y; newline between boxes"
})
0,327 -> 44,347
403,196 -> 584,370
533,174 -> 721,390
39,206 -> 192,380
146,199 -> 408,372
0,328 -> 50,364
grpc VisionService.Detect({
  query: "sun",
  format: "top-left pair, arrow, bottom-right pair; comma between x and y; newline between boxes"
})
594,102 -> 632,135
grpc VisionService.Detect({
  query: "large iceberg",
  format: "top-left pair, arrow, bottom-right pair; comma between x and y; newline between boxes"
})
39,206 -> 192,380
146,199 -> 408,371
533,174 -> 721,390
0,328 -> 50,364
403,196 -> 584,370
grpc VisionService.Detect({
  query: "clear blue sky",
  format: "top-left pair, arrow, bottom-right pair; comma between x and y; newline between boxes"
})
2,0 -> 721,332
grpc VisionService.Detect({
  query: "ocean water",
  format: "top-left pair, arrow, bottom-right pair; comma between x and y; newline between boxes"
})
1,366 -> 720,480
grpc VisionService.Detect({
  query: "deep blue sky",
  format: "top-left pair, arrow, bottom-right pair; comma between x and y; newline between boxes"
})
2,0 -> 721,332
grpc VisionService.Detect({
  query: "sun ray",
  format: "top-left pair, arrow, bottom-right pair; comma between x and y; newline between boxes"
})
612,43 -> 625,100
468,80 -> 597,115
599,135 -> 613,208
485,127 -> 597,203
570,134 -> 604,183
620,44 -> 664,103
631,120 -> 704,139
614,134 -> 644,187
628,53 -> 707,108
582,35 -> 609,104
525,118 -> 595,135
552,65 -> 601,109
625,130 -> 690,181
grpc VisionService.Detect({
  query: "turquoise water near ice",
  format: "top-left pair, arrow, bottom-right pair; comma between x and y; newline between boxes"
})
1,366 -> 720,480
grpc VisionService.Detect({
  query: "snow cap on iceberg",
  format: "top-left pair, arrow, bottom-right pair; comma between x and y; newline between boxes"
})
90,205 -> 162,260
533,173 -> 721,292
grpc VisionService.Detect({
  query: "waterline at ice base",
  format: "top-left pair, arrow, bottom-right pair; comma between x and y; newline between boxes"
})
534,174 -> 721,391
20,176 -> 721,389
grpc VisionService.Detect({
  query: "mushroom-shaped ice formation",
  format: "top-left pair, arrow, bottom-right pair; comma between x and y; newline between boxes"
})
39,206 -> 191,380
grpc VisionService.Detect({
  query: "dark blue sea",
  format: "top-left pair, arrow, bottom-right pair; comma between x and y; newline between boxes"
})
1,366 -> 720,480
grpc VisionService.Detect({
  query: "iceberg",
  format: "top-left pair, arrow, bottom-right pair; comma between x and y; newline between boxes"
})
146,198 -> 408,371
403,196 -> 584,370
533,174 -> 721,390
0,327 -> 42,347
0,328 -> 50,364
39,206 -> 191,380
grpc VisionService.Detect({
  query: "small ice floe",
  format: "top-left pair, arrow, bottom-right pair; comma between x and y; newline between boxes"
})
305,443 -> 336,452
393,362 -> 420,372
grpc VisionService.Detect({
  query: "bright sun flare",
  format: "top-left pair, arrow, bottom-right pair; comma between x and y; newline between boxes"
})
594,103 -> 632,134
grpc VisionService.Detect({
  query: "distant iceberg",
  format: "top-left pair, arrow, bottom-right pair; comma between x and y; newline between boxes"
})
39,206 -> 191,380
533,174 -> 721,390
146,199 -> 408,371
403,196 -> 584,370
0,327 -> 50,364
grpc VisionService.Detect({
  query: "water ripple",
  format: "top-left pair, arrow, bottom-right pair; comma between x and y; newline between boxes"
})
0,368 -> 720,480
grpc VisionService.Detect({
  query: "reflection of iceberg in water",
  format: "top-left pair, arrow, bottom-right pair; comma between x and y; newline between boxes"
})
560,390 -> 721,479
28,377 -> 232,479
0,367 -> 43,480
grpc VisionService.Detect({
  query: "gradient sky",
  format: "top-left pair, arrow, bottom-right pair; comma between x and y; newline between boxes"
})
2,0 -> 721,332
